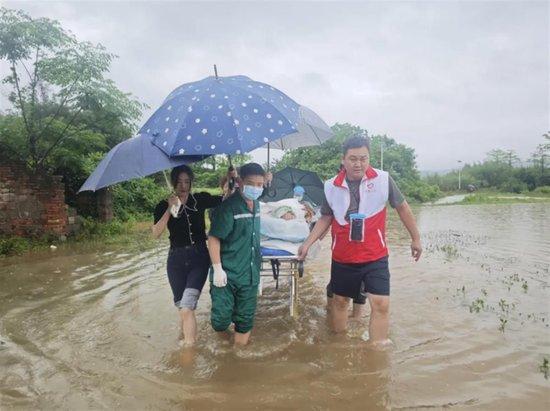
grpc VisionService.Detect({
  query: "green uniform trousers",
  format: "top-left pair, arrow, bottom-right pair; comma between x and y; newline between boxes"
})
210,281 -> 258,334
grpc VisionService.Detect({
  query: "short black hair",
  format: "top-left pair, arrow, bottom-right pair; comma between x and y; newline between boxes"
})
343,134 -> 370,155
170,165 -> 194,187
239,162 -> 265,179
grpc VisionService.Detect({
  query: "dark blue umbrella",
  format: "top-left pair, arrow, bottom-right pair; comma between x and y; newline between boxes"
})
78,134 -> 206,192
260,167 -> 325,206
139,75 -> 332,157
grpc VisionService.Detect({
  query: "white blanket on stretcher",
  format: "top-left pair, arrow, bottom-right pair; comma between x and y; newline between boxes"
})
260,199 -> 321,256
259,199 -> 310,243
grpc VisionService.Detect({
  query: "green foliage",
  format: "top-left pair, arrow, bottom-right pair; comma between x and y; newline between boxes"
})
0,6 -> 144,182
0,7 -> 149,220
540,357 -> 549,380
424,135 -> 550,194
273,123 -> 357,179
111,177 -> 170,221
0,236 -> 29,256
192,154 -> 252,188
499,178 -> 528,194
469,297 -> 486,313
75,216 -> 127,240
533,186 -> 550,194
458,193 -> 550,205
398,178 -> 442,202
486,149 -> 521,167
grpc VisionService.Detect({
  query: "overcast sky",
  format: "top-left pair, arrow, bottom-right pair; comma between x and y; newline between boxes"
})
3,1 -> 549,171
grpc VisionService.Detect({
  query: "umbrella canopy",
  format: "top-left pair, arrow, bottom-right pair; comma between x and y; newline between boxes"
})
78,134 -> 206,192
264,105 -> 333,150
260,167 -> 325,206
139,75 -> 333,157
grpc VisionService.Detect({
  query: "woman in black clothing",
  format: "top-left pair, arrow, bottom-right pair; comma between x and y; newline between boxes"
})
152,165 -> 231,346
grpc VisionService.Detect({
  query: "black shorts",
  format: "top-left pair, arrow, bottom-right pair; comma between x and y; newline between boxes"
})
330,256 -> 390,299
326,282 -> 367,305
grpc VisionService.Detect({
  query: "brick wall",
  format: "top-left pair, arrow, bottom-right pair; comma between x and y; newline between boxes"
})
75,189 -> 113,222
0,162 -> 68,238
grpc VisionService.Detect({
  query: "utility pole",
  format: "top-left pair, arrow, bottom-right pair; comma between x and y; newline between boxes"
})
458,160 -> 463,190
380,139 -> 384,170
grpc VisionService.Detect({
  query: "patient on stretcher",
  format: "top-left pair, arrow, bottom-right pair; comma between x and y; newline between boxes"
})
272,205 -> 296,220
260,199 -> 312,240
259,199 -> 319,256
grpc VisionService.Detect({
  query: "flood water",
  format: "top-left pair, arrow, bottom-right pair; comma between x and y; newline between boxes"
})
1,202 -> 549,410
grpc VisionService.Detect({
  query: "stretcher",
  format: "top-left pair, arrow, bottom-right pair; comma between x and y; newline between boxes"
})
259,247 -> 304,317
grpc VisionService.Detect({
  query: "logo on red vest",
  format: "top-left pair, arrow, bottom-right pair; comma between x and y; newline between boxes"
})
367,182 -> 375,191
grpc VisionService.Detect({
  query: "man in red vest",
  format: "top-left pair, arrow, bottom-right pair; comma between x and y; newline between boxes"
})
298,135 -> 422,348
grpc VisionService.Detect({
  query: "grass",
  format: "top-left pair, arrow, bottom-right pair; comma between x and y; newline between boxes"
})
458,190 -> 550,205
539,358 -> 549,379
498,317 -> 508,333
469,298 -> 486,313
0,217 -> 155,258
435,189 -> 550,206
461,194 -> 550,205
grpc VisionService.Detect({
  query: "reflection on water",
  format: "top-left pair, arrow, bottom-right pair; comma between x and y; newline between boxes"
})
1,203 -> 549,409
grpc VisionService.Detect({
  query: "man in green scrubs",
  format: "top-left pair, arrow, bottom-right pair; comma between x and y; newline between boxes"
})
207,163 -> 266,346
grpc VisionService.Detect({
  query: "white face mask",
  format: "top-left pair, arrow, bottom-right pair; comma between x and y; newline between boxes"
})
243,185 -> 263,201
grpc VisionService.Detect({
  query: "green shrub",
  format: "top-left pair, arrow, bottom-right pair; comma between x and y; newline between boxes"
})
499,178 -> 528,194
399,179 -> 442,202
75,217 -> 128,240
0,237 -> 30,256
111,177 -> 170,220
533,186 -> 550,194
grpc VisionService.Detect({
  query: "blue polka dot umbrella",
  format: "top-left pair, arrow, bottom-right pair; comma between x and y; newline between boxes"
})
139,74 -> 333,157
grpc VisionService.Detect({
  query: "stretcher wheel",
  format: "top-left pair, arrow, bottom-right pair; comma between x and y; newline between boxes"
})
298,261 -> 304,278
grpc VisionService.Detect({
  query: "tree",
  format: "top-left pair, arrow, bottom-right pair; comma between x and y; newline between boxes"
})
531,141 -> 549,175
425,134 -> 550,193
504,150 -> 521,167
272,123 -> 440,202
192,154 -> 252,188
273,123 -> 362,180
0,7 -> 145,172
486,149 -> 508,164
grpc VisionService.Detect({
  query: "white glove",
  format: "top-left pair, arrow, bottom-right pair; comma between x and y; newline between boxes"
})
212,263 -> 227,287
170,198 -> 182,218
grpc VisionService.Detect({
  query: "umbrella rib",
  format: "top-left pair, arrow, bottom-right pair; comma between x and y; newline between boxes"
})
308,123 -> 323,145
223,82 -> 246,154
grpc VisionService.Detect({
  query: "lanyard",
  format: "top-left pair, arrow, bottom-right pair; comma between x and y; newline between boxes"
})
347,179 -> 361,205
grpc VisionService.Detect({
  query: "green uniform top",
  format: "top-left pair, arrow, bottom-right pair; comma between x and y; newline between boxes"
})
209,191 -> 261,286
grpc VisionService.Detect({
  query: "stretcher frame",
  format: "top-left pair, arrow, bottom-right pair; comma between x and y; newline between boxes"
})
259,254 -> 304,317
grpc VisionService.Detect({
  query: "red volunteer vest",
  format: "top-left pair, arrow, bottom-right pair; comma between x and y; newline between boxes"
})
324,167 -> 389,264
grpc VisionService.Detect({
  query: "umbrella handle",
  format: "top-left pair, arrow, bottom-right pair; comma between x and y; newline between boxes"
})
227,155 -> 236,190
265,143 -> 271,187
163,170 -> 173,191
